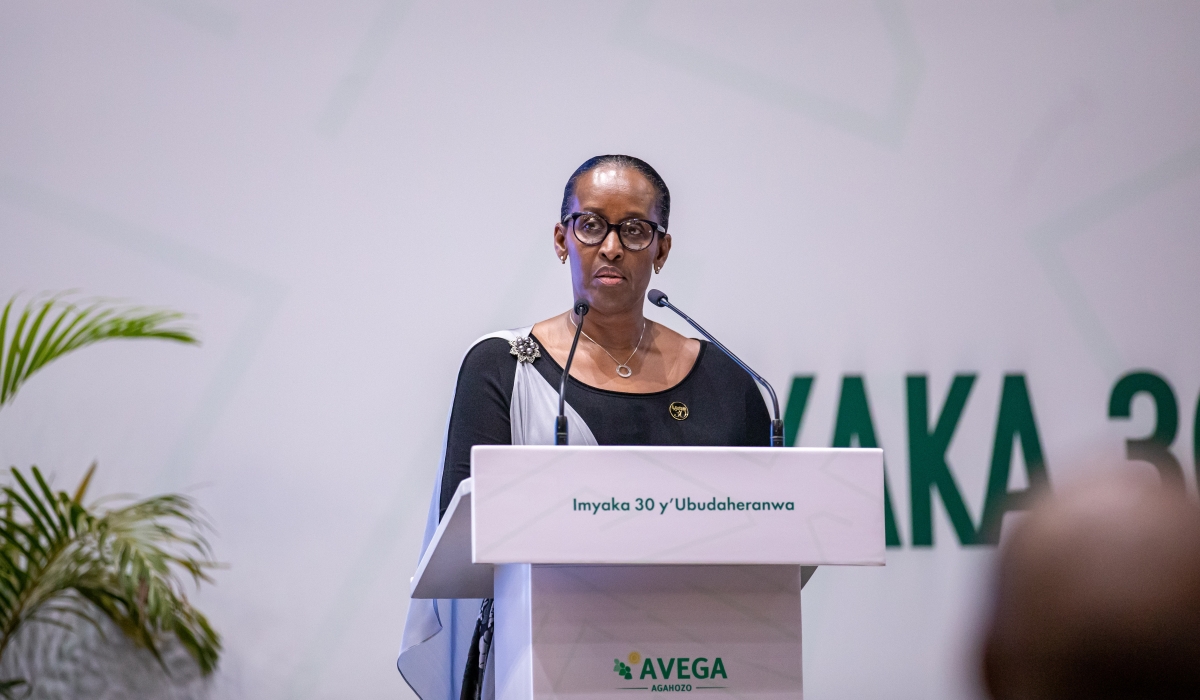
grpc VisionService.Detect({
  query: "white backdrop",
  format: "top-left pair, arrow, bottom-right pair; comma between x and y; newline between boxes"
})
1,1 -> 1198,699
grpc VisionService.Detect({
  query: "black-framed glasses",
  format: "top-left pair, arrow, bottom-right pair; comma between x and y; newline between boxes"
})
563,212 -> 666,252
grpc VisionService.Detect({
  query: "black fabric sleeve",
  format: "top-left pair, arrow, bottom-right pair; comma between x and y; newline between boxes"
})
439,338 -> 516,520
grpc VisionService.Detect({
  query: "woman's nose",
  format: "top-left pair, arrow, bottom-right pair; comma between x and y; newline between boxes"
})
599,229 -> 623,260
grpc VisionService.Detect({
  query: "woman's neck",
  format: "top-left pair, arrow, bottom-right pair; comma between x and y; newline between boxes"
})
572,306 -> 646,353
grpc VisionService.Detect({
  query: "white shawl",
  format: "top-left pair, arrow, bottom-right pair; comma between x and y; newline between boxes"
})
396,328 -> 597,700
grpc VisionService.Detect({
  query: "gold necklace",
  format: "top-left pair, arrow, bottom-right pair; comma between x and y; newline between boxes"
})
568,315 -> 647,378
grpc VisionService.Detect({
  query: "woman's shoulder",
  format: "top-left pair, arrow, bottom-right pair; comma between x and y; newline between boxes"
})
453,332 -> 527,395
460,324 -> 543,368
462,335 -> 513,359
460,330 -> 526,367
691,338 -> 755,387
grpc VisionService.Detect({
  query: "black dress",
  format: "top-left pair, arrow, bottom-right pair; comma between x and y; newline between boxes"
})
438,334 -> 772,516
440,332 -> 771,700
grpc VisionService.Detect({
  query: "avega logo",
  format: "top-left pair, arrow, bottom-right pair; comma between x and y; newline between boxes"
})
613,652 -> 727,692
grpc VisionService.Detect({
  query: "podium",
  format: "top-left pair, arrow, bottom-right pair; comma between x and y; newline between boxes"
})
411,445 -> 884,700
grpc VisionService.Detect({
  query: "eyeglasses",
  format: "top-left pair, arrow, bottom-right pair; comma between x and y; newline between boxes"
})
563,212 -> 665,252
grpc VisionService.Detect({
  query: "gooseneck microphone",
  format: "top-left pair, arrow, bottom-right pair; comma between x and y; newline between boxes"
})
648,290 -> 784,447
555,300 -> 590,445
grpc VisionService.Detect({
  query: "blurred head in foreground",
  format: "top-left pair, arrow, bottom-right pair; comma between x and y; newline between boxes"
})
982,474 -> 1200,700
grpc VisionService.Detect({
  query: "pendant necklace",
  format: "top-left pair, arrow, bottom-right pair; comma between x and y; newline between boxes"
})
569,315 -> 647,378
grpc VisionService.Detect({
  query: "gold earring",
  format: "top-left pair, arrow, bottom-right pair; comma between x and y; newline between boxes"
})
560,255 -> 567,264
654,265 -> 661,274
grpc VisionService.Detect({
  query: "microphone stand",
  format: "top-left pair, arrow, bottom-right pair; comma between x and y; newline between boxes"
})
556,301 -> 589,445
648,290 -> 784,446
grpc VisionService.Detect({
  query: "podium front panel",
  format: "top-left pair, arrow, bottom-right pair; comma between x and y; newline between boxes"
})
494,564 -> 803,700
471,446 -> 884,566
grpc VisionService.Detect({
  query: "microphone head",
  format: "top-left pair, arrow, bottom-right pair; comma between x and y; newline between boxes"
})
647,289 -> 668,307
574,300 -> 590,316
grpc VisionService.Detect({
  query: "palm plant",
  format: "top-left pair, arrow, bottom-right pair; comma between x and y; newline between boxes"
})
0,294 -> 196,408
0,294 -> 220,695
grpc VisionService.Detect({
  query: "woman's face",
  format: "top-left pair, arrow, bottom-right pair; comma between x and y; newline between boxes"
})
554,165 -> 672,316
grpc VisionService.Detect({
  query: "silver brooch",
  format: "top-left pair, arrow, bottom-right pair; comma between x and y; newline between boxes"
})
509,336 -> 541,364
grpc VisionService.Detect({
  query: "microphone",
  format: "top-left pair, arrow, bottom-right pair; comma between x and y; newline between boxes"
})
648,289 -> 784,447
556,300 -> 589,445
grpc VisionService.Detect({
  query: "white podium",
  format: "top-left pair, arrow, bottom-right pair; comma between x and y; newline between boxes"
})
411,446 -> 884,700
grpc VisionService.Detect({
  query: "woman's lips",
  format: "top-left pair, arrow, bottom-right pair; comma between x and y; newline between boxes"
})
594,269 -> 625,286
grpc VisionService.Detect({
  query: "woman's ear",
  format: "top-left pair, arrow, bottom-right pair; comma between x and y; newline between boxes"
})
654,232 -> 672,271
554,223 -> 569,262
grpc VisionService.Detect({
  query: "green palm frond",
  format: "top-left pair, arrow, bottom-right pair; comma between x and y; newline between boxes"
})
0,464 -> 221,683
0,294 -> 198,409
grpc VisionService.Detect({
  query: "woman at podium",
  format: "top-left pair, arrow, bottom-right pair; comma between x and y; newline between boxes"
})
399,155 -> 771,700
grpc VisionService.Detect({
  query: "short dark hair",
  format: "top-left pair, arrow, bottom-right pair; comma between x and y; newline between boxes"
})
560,155 -> 671,229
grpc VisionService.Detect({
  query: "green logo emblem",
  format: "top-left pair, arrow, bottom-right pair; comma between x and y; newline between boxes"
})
612,652 -> 727,690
